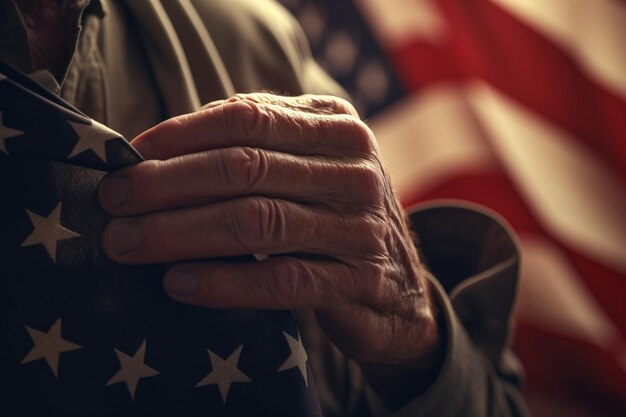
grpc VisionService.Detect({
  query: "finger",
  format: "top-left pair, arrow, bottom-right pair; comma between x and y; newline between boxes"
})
98,146 -> 383,216
214,93 -> 359,117
200,99 -> 226,110
130,99 -> 375,160
162,256 -> 357,310
102,196 -> 378,264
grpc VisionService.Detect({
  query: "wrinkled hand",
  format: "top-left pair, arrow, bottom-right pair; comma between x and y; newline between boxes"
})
98,94 -> 440,403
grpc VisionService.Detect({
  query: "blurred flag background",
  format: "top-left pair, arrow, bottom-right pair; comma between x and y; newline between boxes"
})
277,1 -> 626,416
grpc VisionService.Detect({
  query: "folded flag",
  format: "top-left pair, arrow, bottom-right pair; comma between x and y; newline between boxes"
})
0,60 -> 322,416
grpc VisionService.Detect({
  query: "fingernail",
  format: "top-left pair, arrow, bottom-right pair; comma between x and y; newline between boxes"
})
106,220 -> 139,255
165,270 -> 198,296
99,176 -> 129,210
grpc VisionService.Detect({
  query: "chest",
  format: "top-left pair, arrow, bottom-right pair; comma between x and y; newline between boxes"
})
17,0 -> 70,80
59,1 -> 165,140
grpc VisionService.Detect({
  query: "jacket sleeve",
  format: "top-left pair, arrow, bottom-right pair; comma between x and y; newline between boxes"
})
374,204 -> 529,417
298,203 -> 529,417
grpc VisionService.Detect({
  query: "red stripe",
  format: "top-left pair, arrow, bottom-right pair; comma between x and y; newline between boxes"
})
385,0 -> 626,179
515,322 -> 626,416
566,249 -> 626,335
386,41 -> 461,90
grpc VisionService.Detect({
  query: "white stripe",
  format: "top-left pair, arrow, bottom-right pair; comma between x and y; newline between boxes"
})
355,0 -> 446,45
492,0 -> 626,98
517,235 -> 620,351
372,84 -> 495,198
468,82 -> 626,271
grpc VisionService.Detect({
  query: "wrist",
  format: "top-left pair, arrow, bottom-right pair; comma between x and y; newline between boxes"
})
360,295 -> 445,410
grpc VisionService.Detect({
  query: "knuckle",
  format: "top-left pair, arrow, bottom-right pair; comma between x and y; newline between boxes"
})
272,257 -> 322,308
357,214 -> 388,253
355,261 -> 389,302
271,105 -> 311,142
301,94 -> 359,117
343,116 -> 377,154
330,96 -> 359,117
227,94 -> 246,103
340,99 -> 360,117
217,147 -> 266,194
231,197 -> 284,251
224,99 -> 271,144
350,162 -> 385,203
270,259 -> 314,307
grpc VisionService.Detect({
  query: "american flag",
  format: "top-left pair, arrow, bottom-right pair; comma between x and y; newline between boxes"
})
0,60 -> 322,416
277,0 -> 626,416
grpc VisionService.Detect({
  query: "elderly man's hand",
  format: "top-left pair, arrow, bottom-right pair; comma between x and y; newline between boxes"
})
98,94 -> 440,403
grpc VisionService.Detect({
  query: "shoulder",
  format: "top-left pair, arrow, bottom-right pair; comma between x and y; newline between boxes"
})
190,0 -> 299,40
189,0 -> 309,93
189,0 -> 344,96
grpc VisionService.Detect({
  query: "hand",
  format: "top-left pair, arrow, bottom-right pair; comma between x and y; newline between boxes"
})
98,94 -> 441,405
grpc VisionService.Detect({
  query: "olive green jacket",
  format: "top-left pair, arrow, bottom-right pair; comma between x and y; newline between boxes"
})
0,0 -> 528,415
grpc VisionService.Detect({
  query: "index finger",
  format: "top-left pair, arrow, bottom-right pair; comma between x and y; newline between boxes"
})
131,100 -> 375,160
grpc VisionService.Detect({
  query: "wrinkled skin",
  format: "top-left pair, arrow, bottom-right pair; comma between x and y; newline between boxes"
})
99,94 -> 441,405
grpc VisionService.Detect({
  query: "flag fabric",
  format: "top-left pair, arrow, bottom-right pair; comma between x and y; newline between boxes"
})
277,0 -> 626,416
0,60 -> 322,416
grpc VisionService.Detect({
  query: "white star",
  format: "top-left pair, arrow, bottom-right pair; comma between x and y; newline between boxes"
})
21,318 -> 82,378
195,345 -> 251,403
107,339 -> 160,400
277,331 -> 308,386
0,111 -> 24,154
68,119 -> 120,162
20,203 -> 80,263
